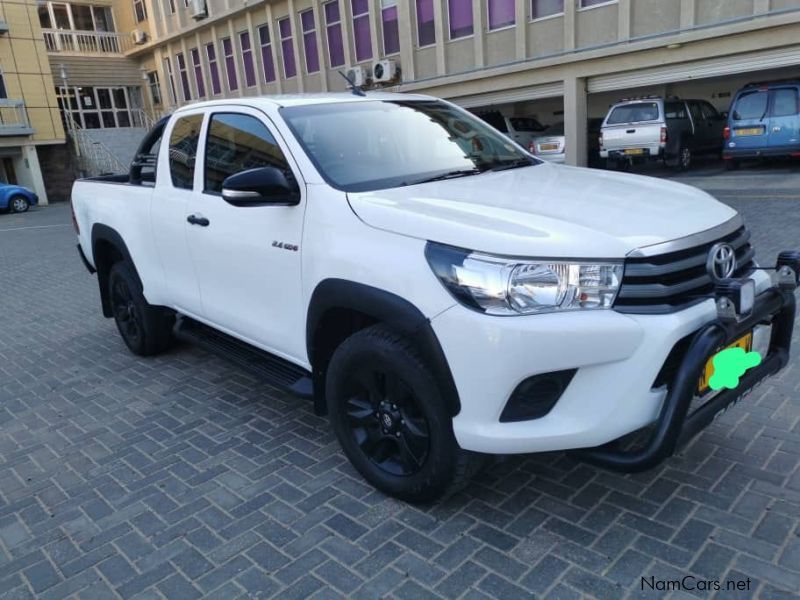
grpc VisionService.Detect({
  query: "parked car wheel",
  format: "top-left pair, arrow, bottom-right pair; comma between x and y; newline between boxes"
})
725,159 -> 740,171
8,195 -> 30,213
326,324 -> 480,503
108,261 -> 175,356
676,146 -> 692,171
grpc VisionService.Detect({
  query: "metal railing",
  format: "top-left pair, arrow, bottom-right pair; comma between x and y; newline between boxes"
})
43,28 -> 133,55
130,108 -> 156,130
0,99 -> 34,136
65,112 -> 127,176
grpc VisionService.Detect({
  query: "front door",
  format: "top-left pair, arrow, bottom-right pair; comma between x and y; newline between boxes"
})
185,108 -> 307,361
767,87 -> 800,150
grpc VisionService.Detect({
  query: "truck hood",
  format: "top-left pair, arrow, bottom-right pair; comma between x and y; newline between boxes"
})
346,162 -> 737,258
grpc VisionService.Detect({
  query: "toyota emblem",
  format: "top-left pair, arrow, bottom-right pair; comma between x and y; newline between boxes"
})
706,243 -> 737,281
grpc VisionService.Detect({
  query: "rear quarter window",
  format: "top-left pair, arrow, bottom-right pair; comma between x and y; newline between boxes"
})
169,114 -> 203,189
606,102 -> 660,124
771,88 -> 799,118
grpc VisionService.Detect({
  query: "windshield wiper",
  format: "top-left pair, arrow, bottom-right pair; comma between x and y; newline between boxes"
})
488,158 -> 537,172
404,168 -> 483,186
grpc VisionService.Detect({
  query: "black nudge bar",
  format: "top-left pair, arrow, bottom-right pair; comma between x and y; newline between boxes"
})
575,281 -> 796,473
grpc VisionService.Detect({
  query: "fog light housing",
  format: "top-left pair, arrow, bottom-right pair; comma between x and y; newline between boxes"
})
776,251 -> 800,288
715,278 -> 755,321
500,369 -> 577,422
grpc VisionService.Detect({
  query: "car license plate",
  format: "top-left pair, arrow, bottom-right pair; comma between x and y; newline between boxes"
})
697,332 -> 753,394
539,143 -> 559,152
735,127 -> 764,136
624,148 -> 645,155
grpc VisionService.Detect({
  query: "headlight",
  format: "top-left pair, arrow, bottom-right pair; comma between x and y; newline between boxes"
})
425,243 -> 624,316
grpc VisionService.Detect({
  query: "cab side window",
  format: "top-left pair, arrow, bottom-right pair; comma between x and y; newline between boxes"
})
688,101 -> 704,123
204,113 -> 293,194
700,102 -> 720,121
169,114 -> 204,189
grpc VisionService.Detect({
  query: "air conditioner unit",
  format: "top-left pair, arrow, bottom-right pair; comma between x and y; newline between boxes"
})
132,29 -> 147,45
190,0 -> 207,20
372,60 -> 397,83
345,66 -> 365,88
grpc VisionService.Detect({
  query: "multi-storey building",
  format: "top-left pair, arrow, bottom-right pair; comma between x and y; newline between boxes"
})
38,0 -> 800,168
0,0 -> 64,204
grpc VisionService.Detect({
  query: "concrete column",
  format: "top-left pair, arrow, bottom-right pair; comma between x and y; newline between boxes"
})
312,1 -> 328,91
472,0 -> 485,67
515,0 -> 526,59
680,0 -> 696,29
564,0 -> 576,50
618,0 -> 631,40
227,20 -> 245,97
564,75 -> 588,167
434,0 -> 446,75
754,0 -> 770,14
398,0 -> 416,80
20,145 -> 48,205
265,3 -> 283,93
287,0 -> 304,92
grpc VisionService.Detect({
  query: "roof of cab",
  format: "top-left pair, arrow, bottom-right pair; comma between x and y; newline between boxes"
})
174,91 -> 438,113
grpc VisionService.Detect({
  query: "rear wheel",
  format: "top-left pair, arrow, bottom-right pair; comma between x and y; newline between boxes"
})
676,146 -> 692,171
108,261 -> 174,356
8,195 -> 30,213
725,159 -> 740,171
326,325 -> 479,503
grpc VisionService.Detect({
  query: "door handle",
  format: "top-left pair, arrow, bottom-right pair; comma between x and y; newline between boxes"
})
187,214 -> 210,227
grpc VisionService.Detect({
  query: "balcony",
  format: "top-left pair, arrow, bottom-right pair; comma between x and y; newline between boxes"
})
42,29 -> 133,55
0,100 -> 34,137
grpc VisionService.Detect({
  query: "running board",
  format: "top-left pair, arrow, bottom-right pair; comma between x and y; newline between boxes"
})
174,317 -> 313,398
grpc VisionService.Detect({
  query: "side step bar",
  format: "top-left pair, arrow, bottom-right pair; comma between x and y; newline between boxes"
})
174,317 -> 313,398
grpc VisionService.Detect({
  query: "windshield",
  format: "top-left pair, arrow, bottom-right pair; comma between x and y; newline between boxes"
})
281,100 -> 537,192
606,102 -> 660,124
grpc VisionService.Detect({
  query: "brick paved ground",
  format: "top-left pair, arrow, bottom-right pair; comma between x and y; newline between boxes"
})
0,173 -> 798,599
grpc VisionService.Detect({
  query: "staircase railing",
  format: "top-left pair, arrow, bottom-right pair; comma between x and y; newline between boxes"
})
65,113 -> 127,176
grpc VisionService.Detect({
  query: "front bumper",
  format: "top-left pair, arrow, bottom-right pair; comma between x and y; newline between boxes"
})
433,267 -> 795,460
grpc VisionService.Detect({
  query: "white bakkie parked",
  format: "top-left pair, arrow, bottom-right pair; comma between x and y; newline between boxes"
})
72,93 -> 798,503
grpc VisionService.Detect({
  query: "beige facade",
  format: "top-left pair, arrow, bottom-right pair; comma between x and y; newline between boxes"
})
41,0 -> 800,167
0,0 -> 65,203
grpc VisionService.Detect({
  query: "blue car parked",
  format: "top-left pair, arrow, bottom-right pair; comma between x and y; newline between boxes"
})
723,80 -> 800,170
0,183 -> 38,213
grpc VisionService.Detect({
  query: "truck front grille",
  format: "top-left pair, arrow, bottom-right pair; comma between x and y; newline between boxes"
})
615,226 -> 755,314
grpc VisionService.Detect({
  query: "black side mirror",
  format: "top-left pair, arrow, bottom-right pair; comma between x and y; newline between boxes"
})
221,166 -> 299,206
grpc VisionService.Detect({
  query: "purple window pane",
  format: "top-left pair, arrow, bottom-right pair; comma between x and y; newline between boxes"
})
222,38 -> 238,90
301,10 -> 315,32
177,54 -> 191,101
279,18 -> 292,38
488,0 -> 515,29
304,33 -> 320,72
191,48 -> 205,97
327,23 -> 345,67
240,32 -> 256,87
581,0 -> 610,6
448,0 -> 473,38
259,26 -> 276,83
532,0 -> 564,18
416,0 -> 435,46
279,19 -> 296,78
353,15 -> 372,61
324,1 -> 340,23
382,6 -> 399,55
351,0 -> 368,15
206,45 -> 221,95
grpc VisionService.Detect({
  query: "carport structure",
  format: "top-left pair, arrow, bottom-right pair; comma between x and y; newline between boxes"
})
398,1 -> 800,167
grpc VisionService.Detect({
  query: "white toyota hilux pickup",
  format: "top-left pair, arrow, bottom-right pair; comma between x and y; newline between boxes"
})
72,93 -> 798,502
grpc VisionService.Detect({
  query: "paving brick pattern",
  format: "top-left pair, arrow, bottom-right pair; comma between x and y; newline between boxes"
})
0,186 -> 798,599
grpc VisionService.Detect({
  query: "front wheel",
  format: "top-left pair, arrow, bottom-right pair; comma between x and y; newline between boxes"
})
108,261 -> 174,356
8,195 -> 30,213
326,325 -> 479,503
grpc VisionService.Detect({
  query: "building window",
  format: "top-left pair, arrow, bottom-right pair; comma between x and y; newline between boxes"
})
300,10 -> 320,73
324,2 -> 345,68
381,1 -> 400,55
448,0 -> 472,39
350,0 -> 372,62
416,0 -> 435,46
239,32 -> 257,87
221,37 -> 238,91
190,48 -> 205,98
133,0 -> 147,22
167,0 -> 176,14
488,0 -> 515,30
279,17 -> 297,78
0,71 -> 7,99
56,85 -> 135,129
147,71 -> 162,105
176,53 -> 191,101
163,57 -> 177,105
580,0 -> 615,7
205,43 -> 222,95
258,25 -> 277,83
531,0 -> 563,19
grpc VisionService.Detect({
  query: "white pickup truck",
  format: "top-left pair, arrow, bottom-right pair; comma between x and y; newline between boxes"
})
72,93 -> 798,502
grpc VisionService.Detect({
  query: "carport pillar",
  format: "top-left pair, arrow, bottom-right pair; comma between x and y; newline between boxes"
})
564,76 -> 588,168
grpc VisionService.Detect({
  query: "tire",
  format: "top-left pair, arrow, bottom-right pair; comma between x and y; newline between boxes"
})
108,261 -> 174,356
326,324 -> 480,503
725,159 -> 740,171
8,195 -> 30,214
676,145 -> 692,171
